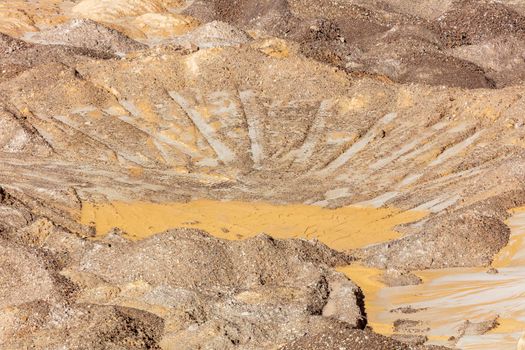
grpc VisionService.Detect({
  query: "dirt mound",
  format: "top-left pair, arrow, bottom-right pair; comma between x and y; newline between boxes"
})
185,0 -> 292,32
281,321 -> 449,350
184,0 -> 501,88
170,20 -> 252,48
183,0 -> 525,88
0,223 -> 379,349
447,35 -> 525,88
362,191 -> 525,270
0,33 -> 114,83
6,0 -> 525,87
376,0 -> 453,20
434,0 -> 525,47
25,19 -> 147,55
213,0 -> 290,24
0,238 -> 72,308
2,302 -> 165,350
394,51 -> 494,88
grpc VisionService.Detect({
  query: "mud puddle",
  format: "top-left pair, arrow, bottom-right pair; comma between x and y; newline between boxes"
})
347,209 -> 525,349
80,200 -> 426,251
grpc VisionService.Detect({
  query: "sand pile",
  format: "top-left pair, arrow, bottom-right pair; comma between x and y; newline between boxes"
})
183,0 -> 525,88
169,20 -> 252,48
25,19 -> 147,55
184,0 -> 292,31
0,221 -> 379,349
433,0 -> 525,47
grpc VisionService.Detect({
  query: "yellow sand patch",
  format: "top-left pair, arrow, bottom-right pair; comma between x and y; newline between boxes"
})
80,200 -> 426,251
81,200 -> 430,337
492,233 -> 525,268
492,206 -> 525,268
489,318 -> 525,334
132,13 -> 198,39
72,0 -> 183,22
396,89 -> 414,108
252,38 -> 291,58
338,95 -> 370,113
127,166 -> 144,178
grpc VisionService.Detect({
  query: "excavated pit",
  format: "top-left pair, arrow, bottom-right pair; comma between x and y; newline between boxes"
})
2,0 -> 525,349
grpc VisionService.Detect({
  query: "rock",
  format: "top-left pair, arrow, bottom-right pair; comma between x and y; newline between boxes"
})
487,267 -> 499,274
322,273 -> 366,328
391,334 -> 429,346
457,316 -> 500,337
393,319 -> 429,334
280,321 -> 447,350
381,269 -> 422,287
390,306 -> 428,314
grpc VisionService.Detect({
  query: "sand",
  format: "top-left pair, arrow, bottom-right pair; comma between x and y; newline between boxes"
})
361,207 -> 525,349
81,200 -> 427,251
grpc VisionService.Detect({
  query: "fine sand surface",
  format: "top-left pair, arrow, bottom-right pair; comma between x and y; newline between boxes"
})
81,200 -> 427,250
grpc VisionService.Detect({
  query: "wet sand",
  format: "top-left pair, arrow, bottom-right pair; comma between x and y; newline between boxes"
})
366,208 -> 525,349
80,200 -> 426,251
